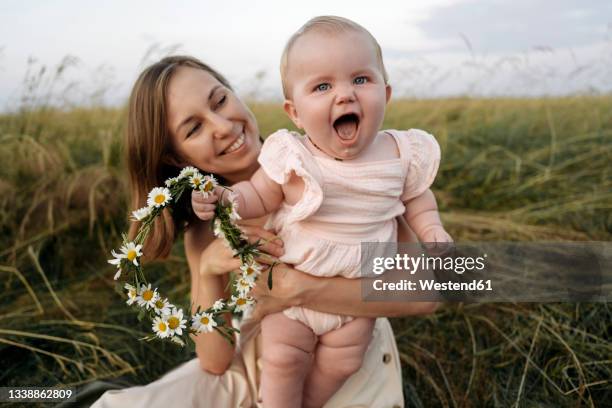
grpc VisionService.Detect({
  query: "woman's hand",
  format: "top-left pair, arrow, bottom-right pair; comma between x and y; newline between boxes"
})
199,223 -> 284,277
249,263 -> 306,321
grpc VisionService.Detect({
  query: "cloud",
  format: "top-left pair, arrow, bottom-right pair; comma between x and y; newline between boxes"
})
416,0 -> 612,53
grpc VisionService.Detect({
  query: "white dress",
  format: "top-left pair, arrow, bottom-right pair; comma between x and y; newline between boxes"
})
91,318 -> 405,407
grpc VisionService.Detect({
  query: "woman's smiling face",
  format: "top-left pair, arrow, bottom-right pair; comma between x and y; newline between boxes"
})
166,66 -> 261,183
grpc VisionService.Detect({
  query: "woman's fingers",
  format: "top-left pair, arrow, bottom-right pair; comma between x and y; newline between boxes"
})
249,270 -> 269,299
238,224 -> 283,244
254,254 -> 278,266
238,225 -> 284,258
199,238 -> 242,276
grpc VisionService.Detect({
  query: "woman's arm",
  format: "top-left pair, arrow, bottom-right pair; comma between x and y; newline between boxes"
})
250,264 -> 440,320
185,218 -> 285,374
185,220 -> 237,375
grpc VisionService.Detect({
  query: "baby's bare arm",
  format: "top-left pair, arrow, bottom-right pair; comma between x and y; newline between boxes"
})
403,189 -> 451,242
229,168 -> 284,219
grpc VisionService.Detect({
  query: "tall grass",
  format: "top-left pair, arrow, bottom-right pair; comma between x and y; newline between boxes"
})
0,95 -> 610,406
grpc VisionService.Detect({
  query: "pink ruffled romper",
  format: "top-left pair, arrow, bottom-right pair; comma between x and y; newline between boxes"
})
259,128 -> 441,335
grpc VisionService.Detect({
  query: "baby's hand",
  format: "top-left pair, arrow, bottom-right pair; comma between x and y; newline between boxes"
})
420,225 -> 454,255
191,190 -> 218,221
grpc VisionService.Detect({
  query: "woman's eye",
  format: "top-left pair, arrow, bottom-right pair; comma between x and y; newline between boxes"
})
187,122 -> 201,138
354,76 -> 368,85
315,83 -> 330,92
215,95 -> 227,109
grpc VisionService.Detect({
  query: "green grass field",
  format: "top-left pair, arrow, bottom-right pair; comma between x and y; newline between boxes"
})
0,96 -> 610,407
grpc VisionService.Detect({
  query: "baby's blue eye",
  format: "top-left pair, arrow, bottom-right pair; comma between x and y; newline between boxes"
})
315,83 -> 330,92
354,76 -> 368,85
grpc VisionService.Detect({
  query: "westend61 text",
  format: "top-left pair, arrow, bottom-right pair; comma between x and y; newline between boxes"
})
373,279 -> 493,291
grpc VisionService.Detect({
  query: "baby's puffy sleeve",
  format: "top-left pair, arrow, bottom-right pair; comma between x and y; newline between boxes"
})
396,129 -> 441,202
257,129 -> 324,223
257,129 -> 296,184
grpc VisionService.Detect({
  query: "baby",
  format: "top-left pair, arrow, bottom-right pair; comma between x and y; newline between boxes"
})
195,16 -> 452,408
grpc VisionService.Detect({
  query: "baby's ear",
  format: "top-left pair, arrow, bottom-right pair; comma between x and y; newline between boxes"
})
283,100 -> 302,129
385,84 -> 392,104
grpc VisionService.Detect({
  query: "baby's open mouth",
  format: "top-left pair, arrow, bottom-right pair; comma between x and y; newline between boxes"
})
333,113 -> 359,141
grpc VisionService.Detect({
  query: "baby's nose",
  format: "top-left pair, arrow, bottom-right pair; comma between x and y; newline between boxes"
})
335,86 -> 356,104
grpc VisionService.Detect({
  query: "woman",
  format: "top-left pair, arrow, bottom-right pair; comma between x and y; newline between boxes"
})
92,56 -> 439,408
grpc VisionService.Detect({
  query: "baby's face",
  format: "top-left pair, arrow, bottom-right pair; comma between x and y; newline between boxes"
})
284,30 -> 391,160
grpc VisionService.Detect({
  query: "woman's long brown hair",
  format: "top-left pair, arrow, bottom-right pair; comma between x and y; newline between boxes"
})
126,56 -> 231,260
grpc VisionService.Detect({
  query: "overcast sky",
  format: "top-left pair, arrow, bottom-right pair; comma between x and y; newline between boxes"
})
0,0 -> 610,109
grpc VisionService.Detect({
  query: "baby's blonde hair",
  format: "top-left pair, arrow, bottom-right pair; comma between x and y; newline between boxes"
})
280,16 -> 389,99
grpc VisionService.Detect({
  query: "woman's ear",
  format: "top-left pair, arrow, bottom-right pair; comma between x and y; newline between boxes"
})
283,100 -> 302,129
385,84 -> 392,104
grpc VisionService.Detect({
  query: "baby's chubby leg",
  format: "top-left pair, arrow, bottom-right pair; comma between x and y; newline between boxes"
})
261,312 -> 317,408
302,317 -> 376,408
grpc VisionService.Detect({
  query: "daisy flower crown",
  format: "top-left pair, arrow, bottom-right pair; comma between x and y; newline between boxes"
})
108,166 -> 265,346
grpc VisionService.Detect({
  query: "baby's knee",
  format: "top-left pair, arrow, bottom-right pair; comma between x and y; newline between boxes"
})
263,343 -> 313,374
316,351 -> 365,380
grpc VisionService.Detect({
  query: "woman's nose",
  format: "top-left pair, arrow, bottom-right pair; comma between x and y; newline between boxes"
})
208,112 -> 234,139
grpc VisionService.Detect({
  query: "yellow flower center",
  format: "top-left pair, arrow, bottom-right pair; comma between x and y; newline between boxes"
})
245,267 -> 254,275
158,322 -> 167,332
155,299 -> 164,309
203,181 -> 213,192
142,290 -> 154,301
154,194 -> 166,204
200,316 -> 210,325
127,250 -> 137,261
236,298 -> 246,306
193,178 -> 201,186
168,316 -> 180,329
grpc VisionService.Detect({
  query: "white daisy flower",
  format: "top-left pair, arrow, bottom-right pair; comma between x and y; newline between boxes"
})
113,268 -> 122,281
152,316 -> 170,338
211,299 -> 225,312
189,174 -> 204,190
147,187 -> 172,208
191,312 -> 217,333
109,242 -> 143,267
136,283 -> 159,310
152,297 -> 172,316
235,277 -> 255,296
229,294 -> 254,313
165,177 -> 179,187
107,249 -> 123,268
199,175 -> 218,196
179,166 -> 199,180
240,261 -> 262,282
165,307 -> 187,336
125,283 -> 138,306
124,242 -> 143,266
131,206 -> 152,221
